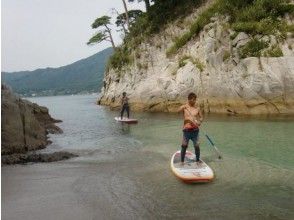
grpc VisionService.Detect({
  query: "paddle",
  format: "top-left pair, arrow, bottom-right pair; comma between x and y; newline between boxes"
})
183,106 -> 223,159
204,134 -> 222,159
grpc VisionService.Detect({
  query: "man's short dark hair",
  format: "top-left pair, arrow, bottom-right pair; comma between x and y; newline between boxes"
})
122,92 -> 126,96
188,92 -> 197,100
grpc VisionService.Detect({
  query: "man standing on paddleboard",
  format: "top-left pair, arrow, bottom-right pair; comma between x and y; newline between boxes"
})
120,92 -> 130,119
178,92 -> 203,165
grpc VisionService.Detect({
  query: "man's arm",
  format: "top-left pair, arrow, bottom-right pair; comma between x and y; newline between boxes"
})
177,104 -> 187,113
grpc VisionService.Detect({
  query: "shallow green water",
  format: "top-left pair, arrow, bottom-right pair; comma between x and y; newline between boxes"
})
3,95 -> 293,220
127,113 -> 294,219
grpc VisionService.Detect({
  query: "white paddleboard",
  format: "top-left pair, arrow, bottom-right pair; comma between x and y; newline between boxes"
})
171,150 -> 214,183
115,117 -> 138,124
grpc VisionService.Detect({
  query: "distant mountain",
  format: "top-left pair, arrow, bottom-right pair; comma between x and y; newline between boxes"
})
2,47 -> 113,96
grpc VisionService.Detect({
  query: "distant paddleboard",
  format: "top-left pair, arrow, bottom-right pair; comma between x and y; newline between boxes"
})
171,151 -> 214,183
115,117 -> 138,124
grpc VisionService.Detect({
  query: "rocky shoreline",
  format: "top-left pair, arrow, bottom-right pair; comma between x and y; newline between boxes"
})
2,151 -> 78,165
1,84 -> 77,164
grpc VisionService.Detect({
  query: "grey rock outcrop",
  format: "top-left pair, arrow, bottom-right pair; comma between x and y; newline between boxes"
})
1,84 -> 63,155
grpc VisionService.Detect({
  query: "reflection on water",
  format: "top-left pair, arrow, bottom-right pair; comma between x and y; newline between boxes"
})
119,123 -> 131,135
6,95 -> 293,219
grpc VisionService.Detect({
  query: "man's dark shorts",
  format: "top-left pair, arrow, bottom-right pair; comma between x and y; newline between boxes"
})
182,128 -> 199,146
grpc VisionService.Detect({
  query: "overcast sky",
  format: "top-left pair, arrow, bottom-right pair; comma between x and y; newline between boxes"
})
1,0 -> 145,72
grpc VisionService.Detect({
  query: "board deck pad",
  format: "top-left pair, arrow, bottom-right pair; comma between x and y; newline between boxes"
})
114,117 -> 138,124
171,150 -> 214,183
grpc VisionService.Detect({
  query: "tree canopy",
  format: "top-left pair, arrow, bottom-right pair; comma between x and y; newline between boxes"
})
115,10 -> 143,28
87,15 -> 116,49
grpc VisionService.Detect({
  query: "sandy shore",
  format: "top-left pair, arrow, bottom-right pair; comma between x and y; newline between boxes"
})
1,157 -> 140,220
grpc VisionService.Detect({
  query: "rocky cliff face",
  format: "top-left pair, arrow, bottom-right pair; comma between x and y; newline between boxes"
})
99,2 -> 294,115
1,84 -> 63,155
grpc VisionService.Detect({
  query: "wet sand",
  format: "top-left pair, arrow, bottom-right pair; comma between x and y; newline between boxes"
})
2,157 -> 143,220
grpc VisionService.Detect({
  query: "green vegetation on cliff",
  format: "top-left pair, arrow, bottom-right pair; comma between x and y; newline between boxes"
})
106,0 -> 293,69
108,0 -> 206,70
167,0 -> 294,56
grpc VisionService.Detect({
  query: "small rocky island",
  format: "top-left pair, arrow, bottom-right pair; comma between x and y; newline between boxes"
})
1,84 -> 77,164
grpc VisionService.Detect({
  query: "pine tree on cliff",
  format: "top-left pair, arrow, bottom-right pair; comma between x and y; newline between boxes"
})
112,8 -> 128,35
115,10 -> 143,34
87,16 -> 116,49
122,0 -> 131,29
120,0 -> 144,31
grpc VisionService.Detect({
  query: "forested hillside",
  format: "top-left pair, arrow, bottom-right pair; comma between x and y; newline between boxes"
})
2,48 -> 113,96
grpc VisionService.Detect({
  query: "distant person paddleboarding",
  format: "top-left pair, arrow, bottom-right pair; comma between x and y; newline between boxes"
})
178,92 -> 203,165
114,92 -> 138,124
120,92 -> 130,119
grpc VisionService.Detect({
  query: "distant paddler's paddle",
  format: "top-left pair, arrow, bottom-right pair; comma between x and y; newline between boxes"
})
184,106 -> 223,159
